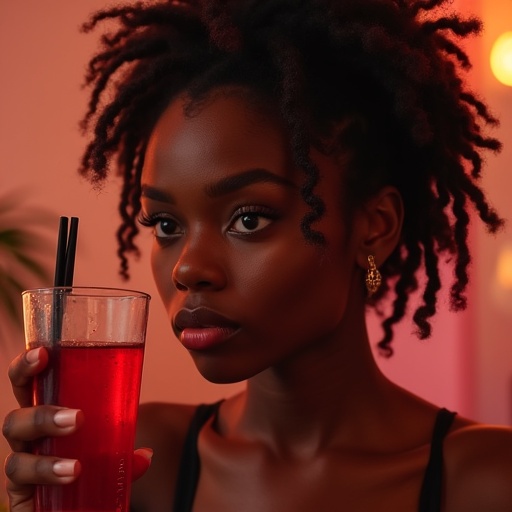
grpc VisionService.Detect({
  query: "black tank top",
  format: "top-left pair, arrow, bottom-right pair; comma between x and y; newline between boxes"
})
172,403 -> 456,512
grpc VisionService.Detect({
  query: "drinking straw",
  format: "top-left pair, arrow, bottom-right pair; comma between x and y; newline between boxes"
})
52,216 -> 79,342
63,217 -> 79,287
46,216 -> 79,404
53,217 -> 68,287
54,216 -> 79,287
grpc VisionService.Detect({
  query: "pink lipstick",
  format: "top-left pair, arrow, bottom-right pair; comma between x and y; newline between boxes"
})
173,307 -> 240,351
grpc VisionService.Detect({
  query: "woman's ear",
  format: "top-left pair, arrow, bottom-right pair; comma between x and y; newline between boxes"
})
355,186 -> 403,269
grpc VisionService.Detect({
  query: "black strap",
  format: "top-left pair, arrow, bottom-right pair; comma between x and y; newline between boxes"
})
172,401 -> 223,512
418,408 -> 457,512
172,404 -> 455,512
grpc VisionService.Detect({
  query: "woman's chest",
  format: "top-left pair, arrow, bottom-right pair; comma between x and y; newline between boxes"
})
191,444 -> 431,512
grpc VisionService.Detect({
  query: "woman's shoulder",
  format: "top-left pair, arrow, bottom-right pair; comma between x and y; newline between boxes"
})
130,401 -> 210,512
444,417 -> 512,511
137,401 -> 199,441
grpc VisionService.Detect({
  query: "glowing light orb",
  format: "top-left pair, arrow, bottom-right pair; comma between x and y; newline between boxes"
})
490,32 -> 512,87
496,245 -> 512,290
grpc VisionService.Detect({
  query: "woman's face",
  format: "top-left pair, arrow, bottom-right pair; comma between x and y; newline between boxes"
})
140,89 -> 365,383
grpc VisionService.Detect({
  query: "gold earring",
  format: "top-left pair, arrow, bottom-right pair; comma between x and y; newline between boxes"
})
365,255 -> 382,297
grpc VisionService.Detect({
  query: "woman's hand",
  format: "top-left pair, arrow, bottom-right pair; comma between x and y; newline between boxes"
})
3,348 -> 152,512
3,347 -> 82,511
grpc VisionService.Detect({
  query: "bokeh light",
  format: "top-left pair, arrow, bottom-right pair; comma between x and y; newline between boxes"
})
490,32 -> 512,86
496,244 -> 512,290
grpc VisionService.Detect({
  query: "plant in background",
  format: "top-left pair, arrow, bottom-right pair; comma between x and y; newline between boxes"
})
0,190 -> 55,349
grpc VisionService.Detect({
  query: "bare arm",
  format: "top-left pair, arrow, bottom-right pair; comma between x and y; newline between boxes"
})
445,424 -> 512,511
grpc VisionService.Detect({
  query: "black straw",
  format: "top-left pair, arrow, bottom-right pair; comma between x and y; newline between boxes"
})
63,217 -> 79,287
44,216 -> 80,406
54,217 -> 68,287
54,216 -> 79,287
52,216 -> 79,347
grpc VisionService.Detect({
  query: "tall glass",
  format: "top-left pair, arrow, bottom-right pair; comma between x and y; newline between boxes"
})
22,287 -> 150,512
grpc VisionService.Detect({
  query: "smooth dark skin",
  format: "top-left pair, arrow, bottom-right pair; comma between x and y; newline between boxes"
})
4,88 -> 512,511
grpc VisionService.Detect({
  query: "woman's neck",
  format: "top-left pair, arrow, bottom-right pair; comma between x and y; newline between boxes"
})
219,300 -> 395,457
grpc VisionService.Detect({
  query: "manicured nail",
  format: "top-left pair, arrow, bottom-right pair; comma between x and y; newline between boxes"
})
25,348 -> 41,365
54,409 -> 80,428
139,448 -> 154,461
53,460 -> 78,477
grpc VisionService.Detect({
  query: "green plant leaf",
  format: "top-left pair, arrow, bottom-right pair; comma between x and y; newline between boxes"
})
0,228 -> 27,250
10,249 -> 51,282
0,190 -> 56,338
0,273 -> 25,323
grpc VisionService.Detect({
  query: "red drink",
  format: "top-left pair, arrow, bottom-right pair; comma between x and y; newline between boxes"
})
31,342 -> 144,512
23,286 -> 150,512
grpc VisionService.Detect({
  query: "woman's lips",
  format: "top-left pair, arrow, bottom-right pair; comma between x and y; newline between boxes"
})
180,327 -> 239,350
173,307 -> 240,350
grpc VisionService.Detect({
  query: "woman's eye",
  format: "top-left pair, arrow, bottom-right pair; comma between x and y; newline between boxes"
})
139,214 -> 181,240
154,218 -> 180,238
230,212 -> 273,234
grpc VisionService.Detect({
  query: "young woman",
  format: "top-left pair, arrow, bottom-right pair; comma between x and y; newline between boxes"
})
4,0 -> 512,511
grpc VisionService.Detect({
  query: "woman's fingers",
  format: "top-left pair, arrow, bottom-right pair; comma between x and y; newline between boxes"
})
132,447 -> 153,481
3,406 -> 84,452
5,447 -> 150,511
5,452 -> 81,512
4,348 -> 81,512
3,483 -> 34,512
8,348 -> 49,407
5,452 -> 80,486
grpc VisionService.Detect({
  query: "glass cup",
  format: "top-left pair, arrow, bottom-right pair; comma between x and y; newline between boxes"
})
22,287 -> 150,512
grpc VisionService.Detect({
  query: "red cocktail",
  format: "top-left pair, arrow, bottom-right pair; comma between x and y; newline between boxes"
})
32,343 -> 144,511
23,287 -> 150,512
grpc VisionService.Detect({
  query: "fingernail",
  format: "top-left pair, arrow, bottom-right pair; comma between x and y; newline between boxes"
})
53,460 -> 79,477
139,448 -> 154,461
25,348 -> 41,365
54,409 -> 80,428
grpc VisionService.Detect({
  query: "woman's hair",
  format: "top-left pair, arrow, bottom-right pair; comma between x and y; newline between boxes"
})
79,0 -> 504,355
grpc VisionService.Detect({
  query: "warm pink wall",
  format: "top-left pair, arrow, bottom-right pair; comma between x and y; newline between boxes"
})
1,2 -> 510,502
0,0 -> 246,401
472,0 -> 512,426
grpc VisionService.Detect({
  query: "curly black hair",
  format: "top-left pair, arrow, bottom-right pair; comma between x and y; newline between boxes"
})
79,0 -> 504,355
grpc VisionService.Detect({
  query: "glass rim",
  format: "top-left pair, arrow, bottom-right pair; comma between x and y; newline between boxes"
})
22,286 -> 151,300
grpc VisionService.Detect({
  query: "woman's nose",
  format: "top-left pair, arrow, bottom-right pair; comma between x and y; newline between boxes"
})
171,238 -> 227,292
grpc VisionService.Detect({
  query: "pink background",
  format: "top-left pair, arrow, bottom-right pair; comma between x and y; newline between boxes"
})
1,0 -> 511,502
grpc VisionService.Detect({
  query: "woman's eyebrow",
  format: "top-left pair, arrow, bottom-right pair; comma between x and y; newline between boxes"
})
140,185 -> 175,204
205,168 -> 296,197
140,168 -> 295,203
